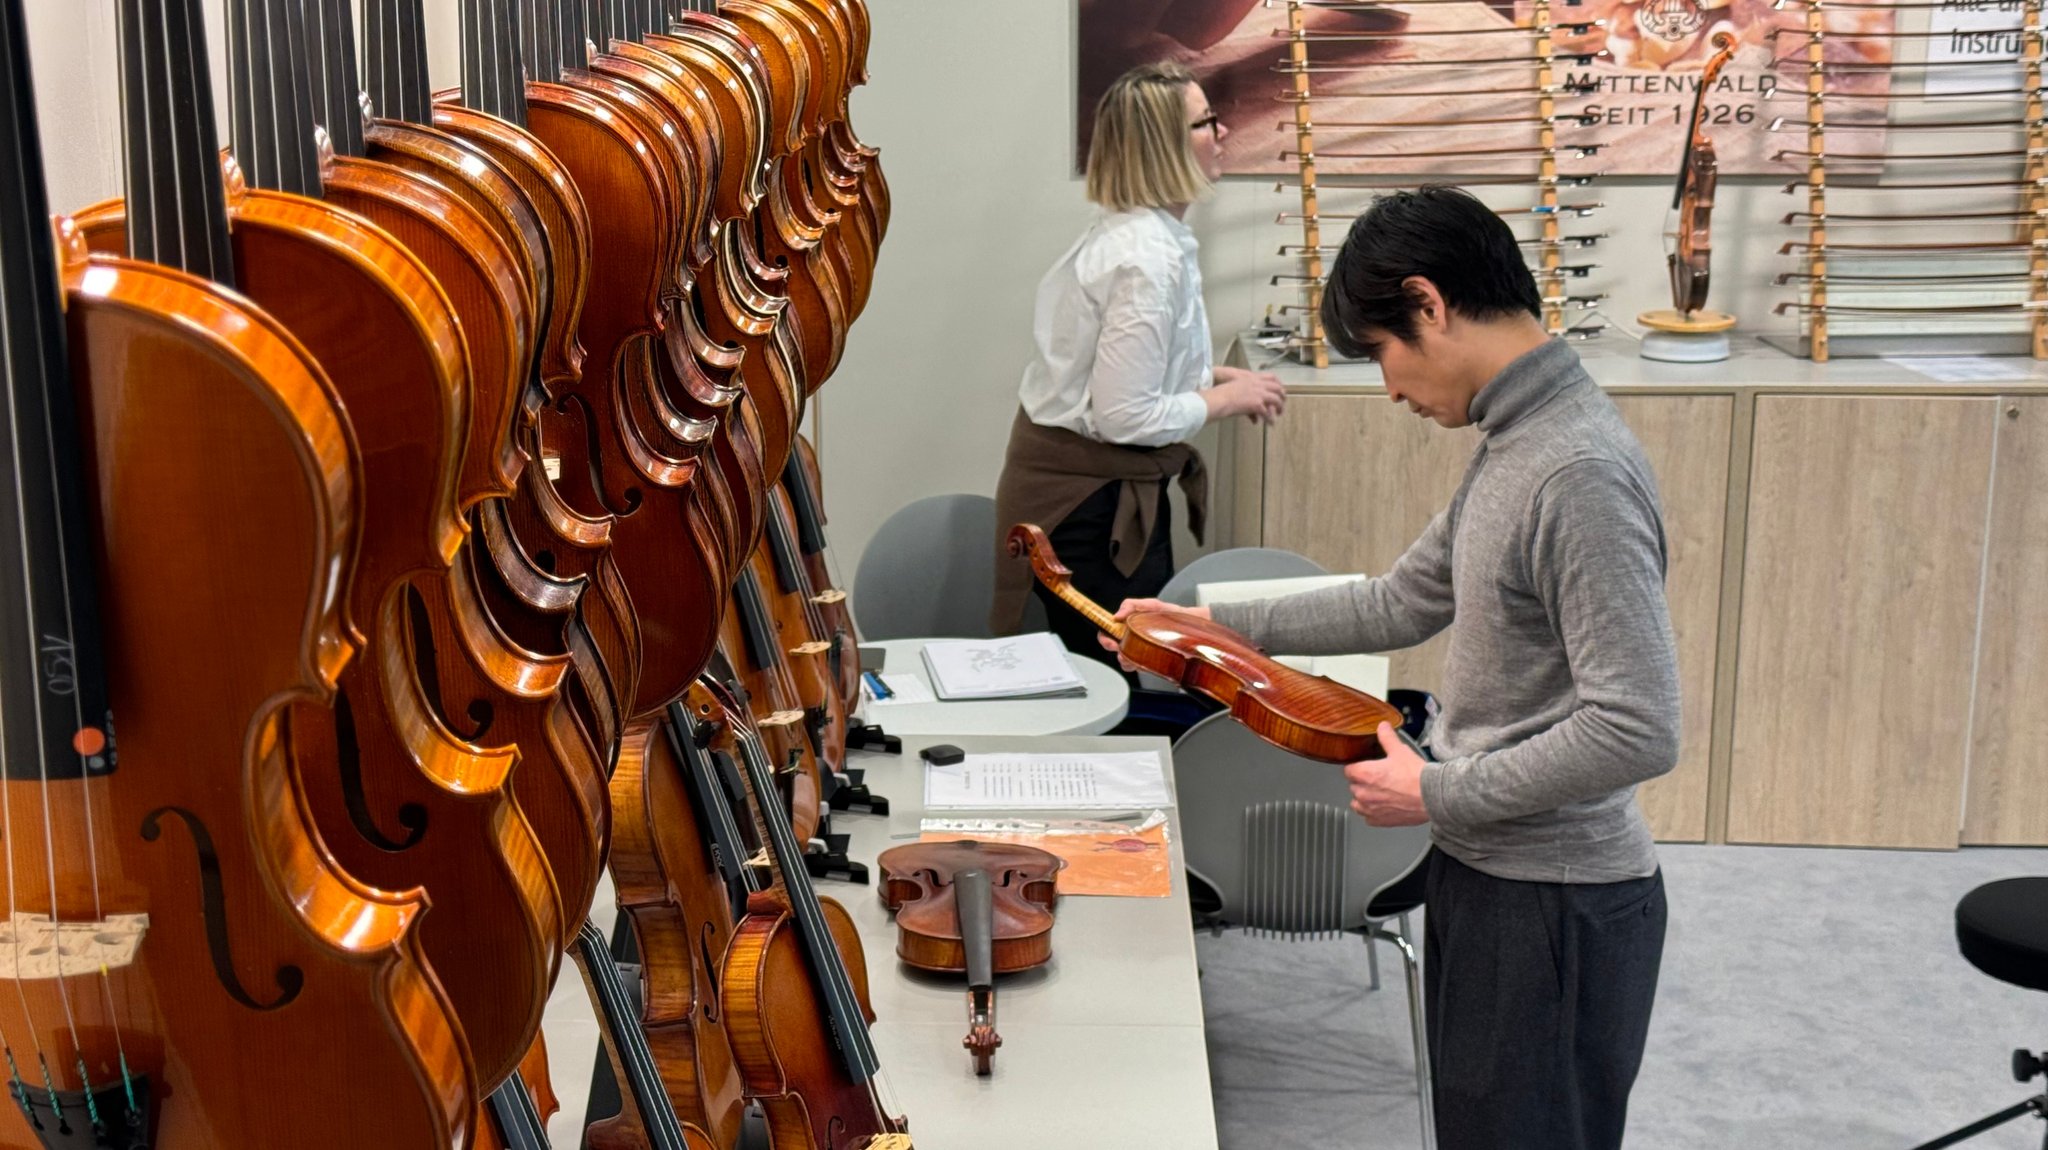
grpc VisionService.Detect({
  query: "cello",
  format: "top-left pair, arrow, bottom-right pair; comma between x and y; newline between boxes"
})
1010,525 -> 1407,763
0,0 -> 469,1143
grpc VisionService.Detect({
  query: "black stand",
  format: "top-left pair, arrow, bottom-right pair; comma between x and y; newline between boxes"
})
826,763 -> 889,815
846,721 -> 900,754
1912,1050 -> 2047,1150
805,813 -> 869,884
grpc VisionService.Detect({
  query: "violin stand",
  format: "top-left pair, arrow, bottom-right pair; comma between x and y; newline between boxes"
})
845,720 -> 901,756
807,815 -> 870,884
1637,308 -> 1735,363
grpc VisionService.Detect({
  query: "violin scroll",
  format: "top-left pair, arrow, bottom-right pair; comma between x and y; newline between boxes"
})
1007,523 -> 1125,637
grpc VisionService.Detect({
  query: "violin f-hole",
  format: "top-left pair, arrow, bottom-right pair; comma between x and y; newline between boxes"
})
140,806 -> 305,1011
333,687 -> 429,852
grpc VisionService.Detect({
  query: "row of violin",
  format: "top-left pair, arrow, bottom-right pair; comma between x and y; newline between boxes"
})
0,0 -> 905,1147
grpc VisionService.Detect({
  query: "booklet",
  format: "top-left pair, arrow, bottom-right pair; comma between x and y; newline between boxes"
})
918,633 -> 1088,701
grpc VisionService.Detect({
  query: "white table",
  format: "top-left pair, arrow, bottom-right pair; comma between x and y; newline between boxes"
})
859,637 -> 1131,738
840,733 -> 1219,1150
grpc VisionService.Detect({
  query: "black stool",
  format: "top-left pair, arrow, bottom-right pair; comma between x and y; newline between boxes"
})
1913,877 -> 2048,1150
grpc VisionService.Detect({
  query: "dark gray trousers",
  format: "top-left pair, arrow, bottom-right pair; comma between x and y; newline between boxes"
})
1424,849 -> 1667,1150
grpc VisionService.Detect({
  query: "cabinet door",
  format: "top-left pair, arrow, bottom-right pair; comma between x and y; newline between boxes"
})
1613,396 -> 1732,843
1965,397 -> 2048,845
1728,396 -> 1996,849
1259,395 -> 1476,694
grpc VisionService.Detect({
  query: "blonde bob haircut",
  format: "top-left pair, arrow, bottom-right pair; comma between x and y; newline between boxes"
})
1085,62 -> 1212,213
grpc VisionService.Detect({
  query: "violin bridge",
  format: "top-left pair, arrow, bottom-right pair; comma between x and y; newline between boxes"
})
0,913 -> 148,979
811,589 -> 847,606
852,1138 -> 913,1150
762,710 -> 805,731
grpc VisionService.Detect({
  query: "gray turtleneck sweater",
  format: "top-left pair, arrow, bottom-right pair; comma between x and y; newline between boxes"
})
1210,339 -> 1680,884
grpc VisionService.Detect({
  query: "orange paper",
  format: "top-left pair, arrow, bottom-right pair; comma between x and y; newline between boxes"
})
918,820 -> 1173,899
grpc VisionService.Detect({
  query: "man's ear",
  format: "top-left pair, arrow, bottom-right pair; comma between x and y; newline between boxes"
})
1401,275 -> 1449,334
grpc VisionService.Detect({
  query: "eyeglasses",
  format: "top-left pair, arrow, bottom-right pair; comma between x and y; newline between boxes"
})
1189,112 -> 1222,136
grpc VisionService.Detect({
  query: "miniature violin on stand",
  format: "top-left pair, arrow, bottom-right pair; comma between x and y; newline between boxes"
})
878,841 -> 1063,1075
1637,29 -> 1740,362
1008,524 -> 1406,763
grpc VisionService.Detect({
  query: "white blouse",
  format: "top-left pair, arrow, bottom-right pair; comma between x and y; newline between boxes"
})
1016,207 -> 1213,448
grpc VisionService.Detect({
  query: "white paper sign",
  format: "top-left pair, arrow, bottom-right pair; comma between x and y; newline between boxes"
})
923,751 -> 1173,810
1924,0 -> 2026,100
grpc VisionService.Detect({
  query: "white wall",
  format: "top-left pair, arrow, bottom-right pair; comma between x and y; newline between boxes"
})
19,2 -> 2020,580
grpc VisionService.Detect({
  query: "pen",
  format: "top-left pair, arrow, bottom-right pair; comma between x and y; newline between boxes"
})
862,670 -> 893,701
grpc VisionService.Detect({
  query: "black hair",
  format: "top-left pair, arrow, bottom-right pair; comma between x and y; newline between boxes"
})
1318,185 -> 1542,359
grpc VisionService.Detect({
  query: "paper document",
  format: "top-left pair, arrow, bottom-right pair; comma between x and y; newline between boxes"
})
920,812 -> 1173,898
923,751 -> 1172,810
919,633 -> 1087,700
861,673 -> 935,706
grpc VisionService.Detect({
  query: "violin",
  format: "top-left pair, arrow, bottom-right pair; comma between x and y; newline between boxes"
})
717,568 -> 828,847
1009,524 -> 1406,763
781,434 -> 865,715
692,680 -> 912,1150
878,841 -> 1063,1075
1669,30 -> 1739,317
0,0 -> 470,1143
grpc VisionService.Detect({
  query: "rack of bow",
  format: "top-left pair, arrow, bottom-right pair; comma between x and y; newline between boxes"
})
1266,0 -> 1607,364
1770,0 -> 2048,360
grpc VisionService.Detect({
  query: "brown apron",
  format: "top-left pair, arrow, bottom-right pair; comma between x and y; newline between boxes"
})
989,407 -> 1208,635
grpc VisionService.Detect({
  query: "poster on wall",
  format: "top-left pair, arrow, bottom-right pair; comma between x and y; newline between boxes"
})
1076,0 -> 1896,177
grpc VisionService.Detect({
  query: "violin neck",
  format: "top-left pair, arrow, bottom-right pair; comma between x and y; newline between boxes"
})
780,453 -> 830,557
586,0 -> 613,56
362,0 -> 433,127
117,0 -> 236,280
1057,583 -> 1123,639
664,698 -> 760,920
521,0 -> 563,83
461,0 -> 529,127
610,0 -> 646,43
484,1073 -> 554,1150
732,568 -> 781,675
0,0 -> 115,785
763,496 -> 810,598
571,922 -> 704,1150
225,0 -> 323,197
549,0 -> 589,72
306,0 -> 368,158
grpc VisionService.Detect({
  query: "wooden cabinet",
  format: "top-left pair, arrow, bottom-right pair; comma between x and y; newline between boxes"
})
1612,396 -> 1732,843
1726,396 -> 1997,849
1964,397 -> 2048,845
1259,396 -> 1475,694
1258,392 -> 1729,842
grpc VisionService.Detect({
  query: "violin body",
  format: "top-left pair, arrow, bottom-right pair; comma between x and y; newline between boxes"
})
605,711 -> 749,1147
76,167 -> 565,1094
721,891 -> 894,1150
878,840 -> 1061,974
0,229 -> 471,1150
1009,524 -> 1404,763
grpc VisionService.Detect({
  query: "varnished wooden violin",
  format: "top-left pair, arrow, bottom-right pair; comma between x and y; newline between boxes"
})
0,0 -> 471,1143
878,841 -> 1063,1075
1669,30 -> 1739,317
1009,524 -> 1406,763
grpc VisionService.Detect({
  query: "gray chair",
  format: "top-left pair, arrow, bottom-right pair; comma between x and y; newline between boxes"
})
851,494 -> 1045,640
1174,710 -> 1436,1150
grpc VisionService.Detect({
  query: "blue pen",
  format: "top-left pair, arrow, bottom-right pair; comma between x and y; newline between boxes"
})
862,670 -> 893,701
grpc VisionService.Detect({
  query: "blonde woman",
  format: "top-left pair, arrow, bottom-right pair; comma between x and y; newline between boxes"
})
990,62 -> 1286,663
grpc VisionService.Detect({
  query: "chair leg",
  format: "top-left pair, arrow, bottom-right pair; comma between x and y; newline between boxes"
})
1364,924 -> 1382,992
1375,925 -> 1436,1150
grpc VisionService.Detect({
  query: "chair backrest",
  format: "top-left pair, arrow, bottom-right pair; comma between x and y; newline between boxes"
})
1156,547 -> 1331,607
1172,710 -> 1430,935
1139,547 -> 1330,691
852,493 -> 1009,640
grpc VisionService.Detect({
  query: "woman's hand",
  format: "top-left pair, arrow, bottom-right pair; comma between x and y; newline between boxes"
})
1097,599 -> 1212,670
1205,366 -> 1288,425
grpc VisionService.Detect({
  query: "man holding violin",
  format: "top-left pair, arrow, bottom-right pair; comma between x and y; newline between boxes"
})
1112,186 -> 1679,1150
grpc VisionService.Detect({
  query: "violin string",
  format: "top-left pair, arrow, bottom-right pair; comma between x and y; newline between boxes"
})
0,0 -> 45,1112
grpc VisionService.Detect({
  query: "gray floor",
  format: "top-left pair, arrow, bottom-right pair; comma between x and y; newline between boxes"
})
1198,844 -> 2048,1149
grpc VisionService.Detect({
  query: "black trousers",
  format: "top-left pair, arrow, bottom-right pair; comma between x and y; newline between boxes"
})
1424,849 -> 1667,1150
1031,480 -> 1174,675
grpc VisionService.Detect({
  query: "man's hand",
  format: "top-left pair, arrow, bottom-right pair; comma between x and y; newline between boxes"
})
1345,722 -> 1430,826
1098,599 -> 1212,671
